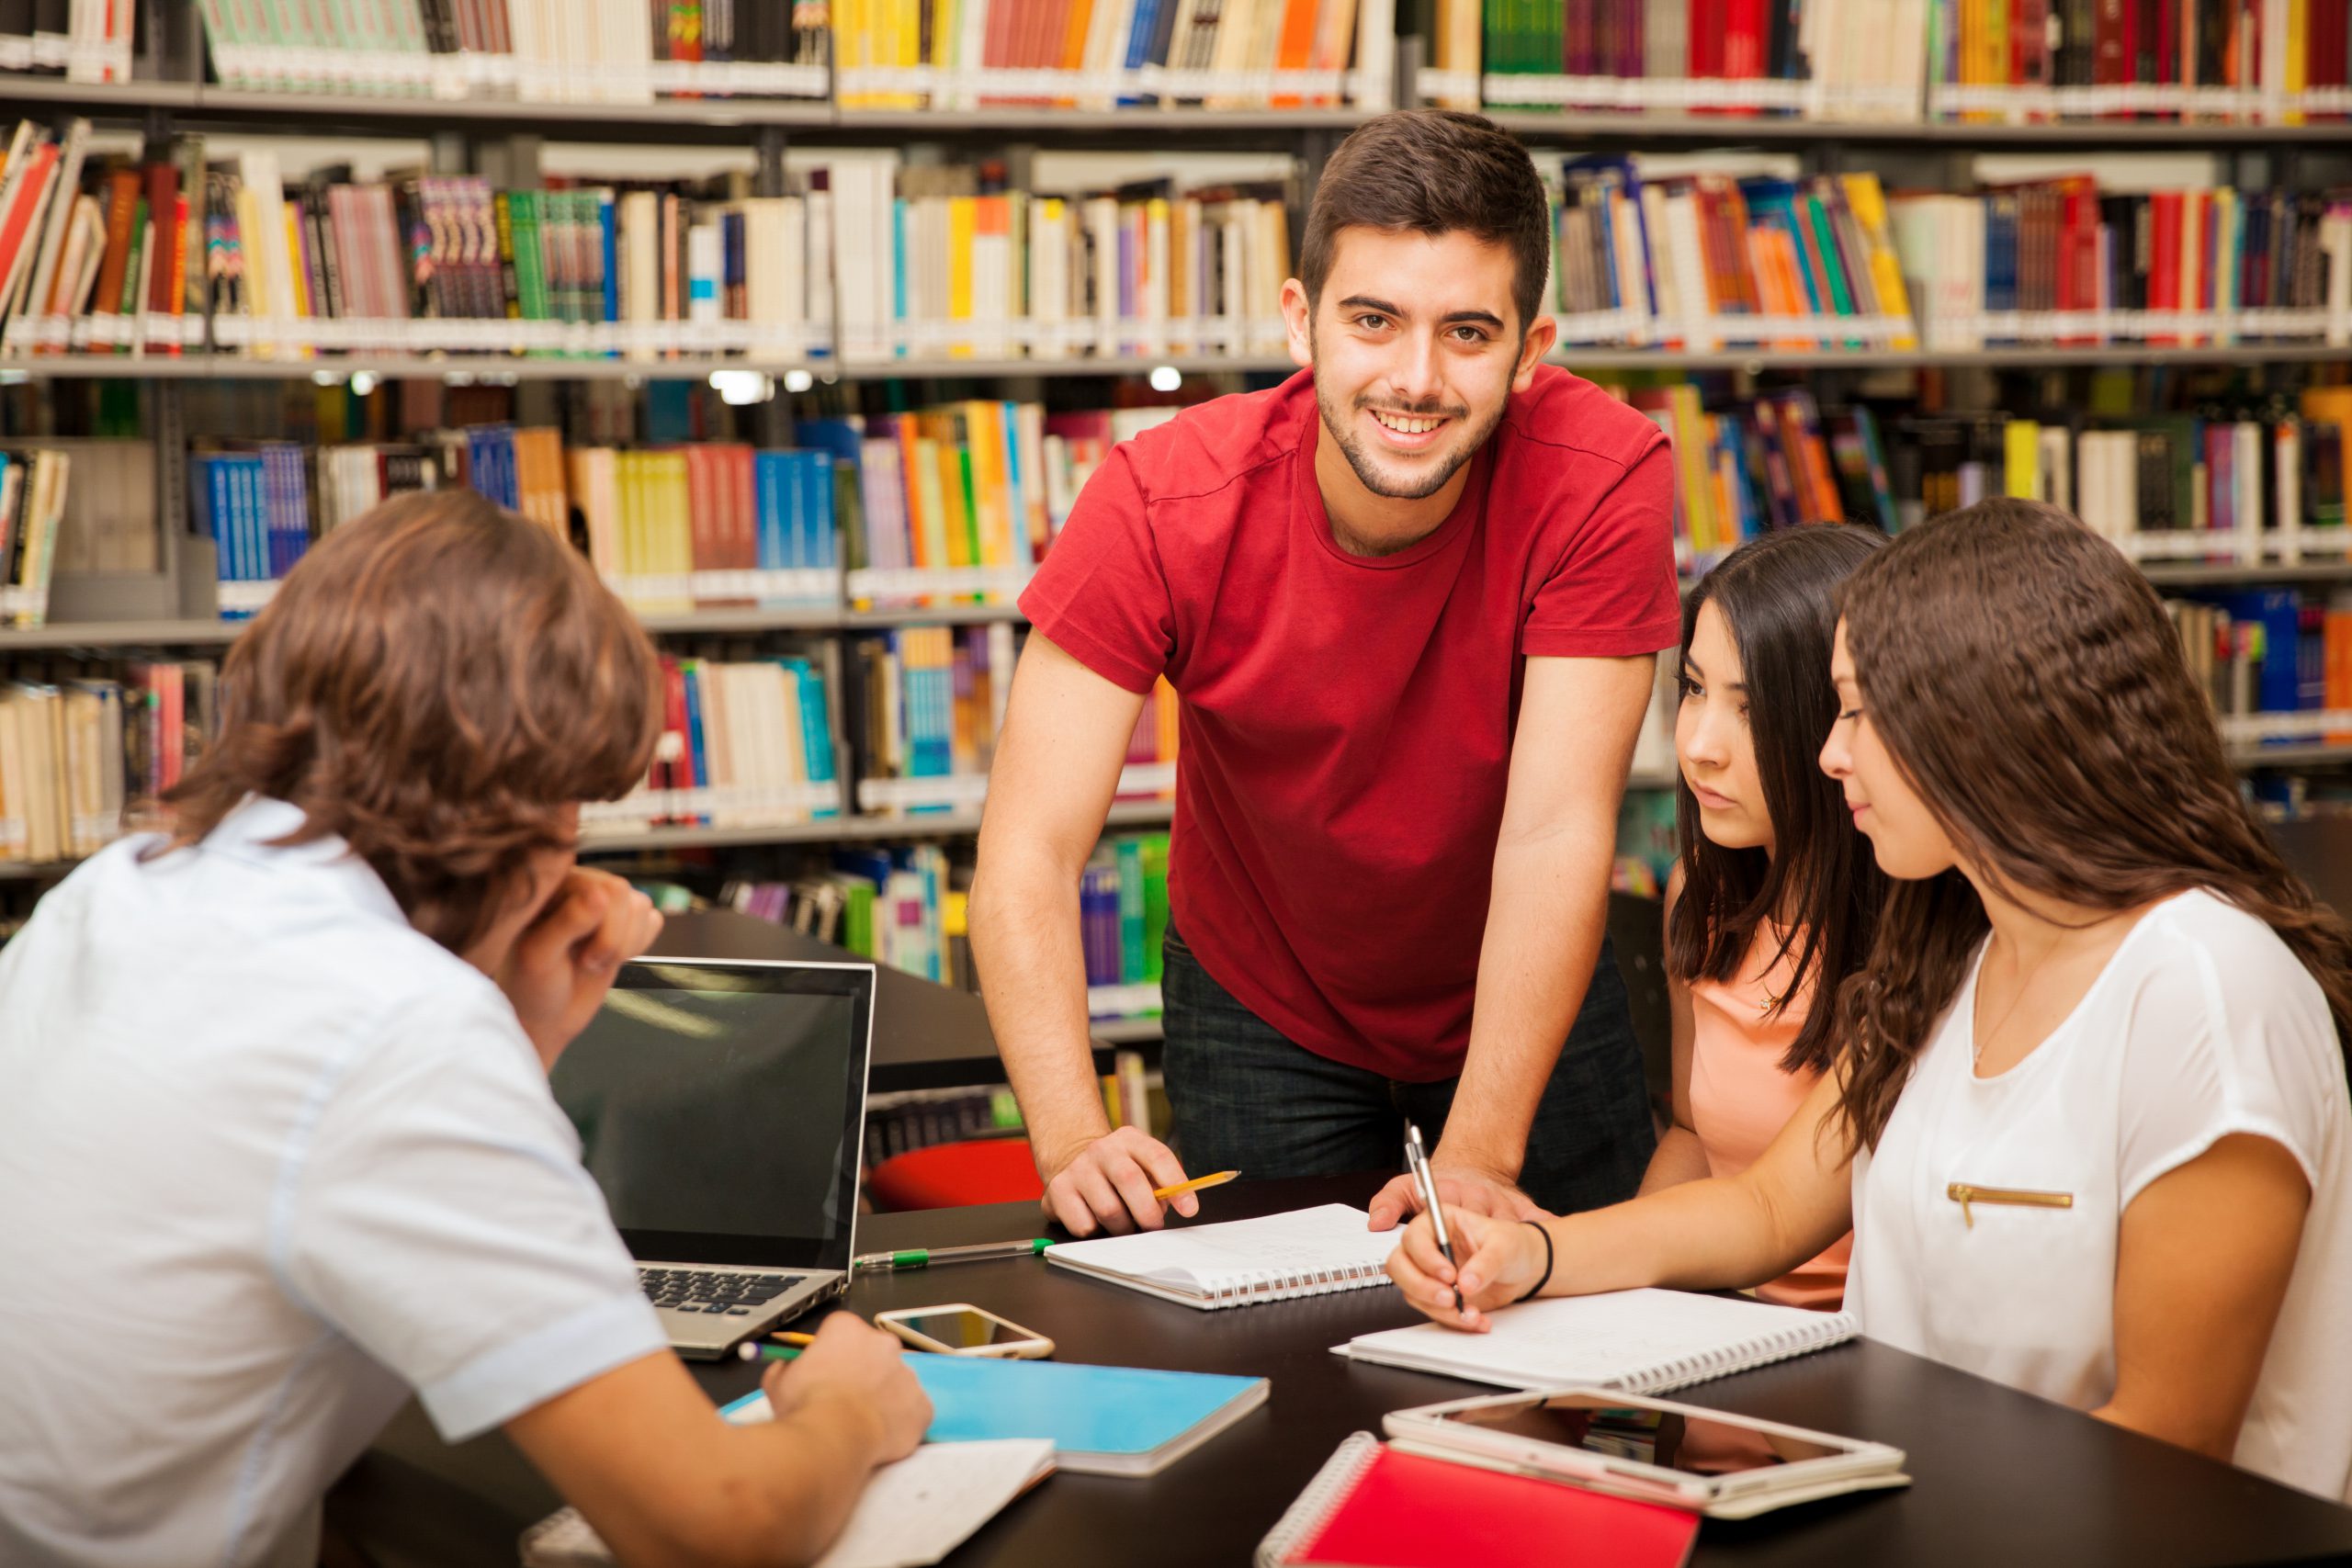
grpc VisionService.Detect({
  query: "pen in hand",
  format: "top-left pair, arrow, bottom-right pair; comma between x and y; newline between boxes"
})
1404,1121 -> 1460,1312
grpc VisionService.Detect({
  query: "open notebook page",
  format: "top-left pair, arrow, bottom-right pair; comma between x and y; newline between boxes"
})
521,1439 -> 1054,1568
1048,1203 -> 1399,1293
1340,1288 -> 1856,1392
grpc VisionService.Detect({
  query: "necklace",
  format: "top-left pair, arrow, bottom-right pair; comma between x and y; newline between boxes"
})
1973,935 -> 2069,1068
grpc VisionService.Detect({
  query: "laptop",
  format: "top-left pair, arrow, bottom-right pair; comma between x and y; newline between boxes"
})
550,956 -> 876,1360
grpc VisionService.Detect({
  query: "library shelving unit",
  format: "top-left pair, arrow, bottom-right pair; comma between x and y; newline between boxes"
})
7,7 -> 2352,984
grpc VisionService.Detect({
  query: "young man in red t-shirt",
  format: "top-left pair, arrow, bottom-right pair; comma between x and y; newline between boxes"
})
970,110 -> 1680,1237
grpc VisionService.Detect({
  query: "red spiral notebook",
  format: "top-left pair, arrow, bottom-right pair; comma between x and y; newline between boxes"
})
1256,1432 -> 1701,1568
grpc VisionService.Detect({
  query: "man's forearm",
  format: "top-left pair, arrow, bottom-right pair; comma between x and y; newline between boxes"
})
967,856 -> 1112,1170
1437,830 -> 1615,1179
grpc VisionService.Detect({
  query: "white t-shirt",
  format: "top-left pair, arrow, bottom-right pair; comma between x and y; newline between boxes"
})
1849,888 -> 2352,1503
0,798 -> 666,1568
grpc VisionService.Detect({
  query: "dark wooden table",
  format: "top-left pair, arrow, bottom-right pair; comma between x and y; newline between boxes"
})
327,1173 -> 2352,1568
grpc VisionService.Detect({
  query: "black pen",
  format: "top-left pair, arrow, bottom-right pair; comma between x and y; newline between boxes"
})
1404,1121 -> 1460,1309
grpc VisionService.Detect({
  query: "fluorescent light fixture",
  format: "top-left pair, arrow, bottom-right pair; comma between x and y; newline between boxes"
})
709,369 -> 775,406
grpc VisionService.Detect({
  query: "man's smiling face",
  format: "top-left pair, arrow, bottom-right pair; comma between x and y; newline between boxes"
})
1305,224 -> 1529,511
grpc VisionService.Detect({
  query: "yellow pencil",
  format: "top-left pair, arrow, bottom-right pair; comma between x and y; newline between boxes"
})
1153,1169 -> 1240,1201
768,1331 -> 817,1346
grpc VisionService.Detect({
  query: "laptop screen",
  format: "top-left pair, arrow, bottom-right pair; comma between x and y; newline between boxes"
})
551,959 -> 875,1270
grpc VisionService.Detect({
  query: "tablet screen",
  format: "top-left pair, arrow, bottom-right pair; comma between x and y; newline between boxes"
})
1430,1393 -> 1848,1475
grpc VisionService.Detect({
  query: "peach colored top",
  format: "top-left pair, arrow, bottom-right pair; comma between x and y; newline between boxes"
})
1686,926 -> 1852,1311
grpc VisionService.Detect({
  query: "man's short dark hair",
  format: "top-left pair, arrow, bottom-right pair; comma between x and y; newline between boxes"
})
1299,109 -> 1551,334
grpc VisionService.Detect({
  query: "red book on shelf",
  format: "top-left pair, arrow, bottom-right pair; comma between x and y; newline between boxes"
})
1686,0 -> 1724,81
142,159 -> 179,323
2147,189 -> 2183,344
2094,0 -> 2127,95
1262,1437 -> 1700,1568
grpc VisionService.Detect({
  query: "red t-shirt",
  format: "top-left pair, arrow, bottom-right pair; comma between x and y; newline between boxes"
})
1019,366 -> 1679,1080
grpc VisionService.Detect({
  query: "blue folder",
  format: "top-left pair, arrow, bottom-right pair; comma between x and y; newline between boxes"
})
725,1354 -> 1268,1476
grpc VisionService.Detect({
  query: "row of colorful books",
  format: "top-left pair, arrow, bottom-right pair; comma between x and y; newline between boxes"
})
832,0 -> 1396,109
0,130 -> 1298,365
1079,829 -> 1170,1005
1599,382 -> 1898,563
842,626 -> 1180,815
0,127 -> 835,361
1891,179 -> 2352,350
187,0 -> 829,100
1546,162 -> 1917,351
1425,0 -> 2347,122
0,660 -> 214,867
0,0 -> 130,82
1894,386 -> 2352,562
180,405 -> 1132,615
582,653 -> 845,836
0,446 -> 68,628
710,826 -> 1170,1012
1930,0 -> 2352,123
1452,0 -> 1928,120
2165,586 -> 2352,741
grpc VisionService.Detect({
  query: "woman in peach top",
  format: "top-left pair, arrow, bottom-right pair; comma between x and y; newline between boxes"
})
1638,525 -> 1890,1309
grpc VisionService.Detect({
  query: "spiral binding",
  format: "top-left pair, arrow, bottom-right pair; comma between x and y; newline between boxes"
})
1633,1312 -> 1859,1394
1252,1431 -> 1385,1568
1204,1258 -> 1393,1309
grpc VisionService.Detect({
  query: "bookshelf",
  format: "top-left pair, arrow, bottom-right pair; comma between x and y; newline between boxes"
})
11,344 -> 2352,383
9,3 -> 2352,992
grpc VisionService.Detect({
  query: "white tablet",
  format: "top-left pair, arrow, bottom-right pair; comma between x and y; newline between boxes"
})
1383,1386 -> 1910,1520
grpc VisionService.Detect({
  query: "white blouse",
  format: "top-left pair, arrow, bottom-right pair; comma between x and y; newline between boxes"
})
1849,889 -> 2352,1503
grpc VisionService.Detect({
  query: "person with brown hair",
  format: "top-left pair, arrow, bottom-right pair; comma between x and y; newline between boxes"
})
1644,524 -> 1891,1312
974,109 -> 1679,1237
1385,498 -> 2352,1503
0,491 -> 928,1568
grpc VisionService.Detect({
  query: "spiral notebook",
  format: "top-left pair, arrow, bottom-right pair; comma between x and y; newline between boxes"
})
1046,1203 -> 1400,1310
1336,1288 -> 1857,1393
1255,1432 -> 1700,1568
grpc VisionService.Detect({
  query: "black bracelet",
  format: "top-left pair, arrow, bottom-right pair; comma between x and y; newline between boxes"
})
1516,1221 -> 1555,1304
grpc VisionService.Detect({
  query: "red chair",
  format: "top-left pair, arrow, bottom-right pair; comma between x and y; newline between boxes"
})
868,1137 -> 1046,1212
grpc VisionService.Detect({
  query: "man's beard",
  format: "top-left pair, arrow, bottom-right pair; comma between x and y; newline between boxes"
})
1311,352 -> 1502,502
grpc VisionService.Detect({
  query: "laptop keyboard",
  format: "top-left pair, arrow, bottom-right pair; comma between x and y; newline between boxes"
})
639,1268 -> 808,1316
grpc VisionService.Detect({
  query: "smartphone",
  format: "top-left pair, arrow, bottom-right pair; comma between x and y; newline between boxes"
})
874,1303 -> 1056,1359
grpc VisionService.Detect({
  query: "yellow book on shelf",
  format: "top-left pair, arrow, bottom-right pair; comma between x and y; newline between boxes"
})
282,208 -> 311,330
961,400 -> 1012,569
2286,0 -> 2309,125
1838,173 -> 1918,351
947,197 -> 976,358
666,454 -> 696,592
1668,386 -> 1714,555
933,421 -> 975,571
2004,422 -> 2041,500
910,434 -> 951,573
832,0 -> 866,108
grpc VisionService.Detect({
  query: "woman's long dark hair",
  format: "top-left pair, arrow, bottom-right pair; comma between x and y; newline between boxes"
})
1834,497 -> 2352,1151
1668,524 -> 1892,1076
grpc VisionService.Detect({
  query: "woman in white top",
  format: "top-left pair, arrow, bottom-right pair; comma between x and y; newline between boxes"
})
1386,497 -> 2352,1503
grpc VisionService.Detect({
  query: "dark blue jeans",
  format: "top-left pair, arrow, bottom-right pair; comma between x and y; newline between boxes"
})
1159,926 -> 1656,1216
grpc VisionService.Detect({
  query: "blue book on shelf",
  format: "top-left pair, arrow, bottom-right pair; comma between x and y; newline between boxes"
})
797,450 -> 836,571
754,449 -> 792,571
722,1355 -> 1267,1477
231,456 -> 268,589
781,657 -> 839,816
2209,590 -> 2306,723
598,192 -> 619,344
188,457 -> 226,584
681,660 -> 710,822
